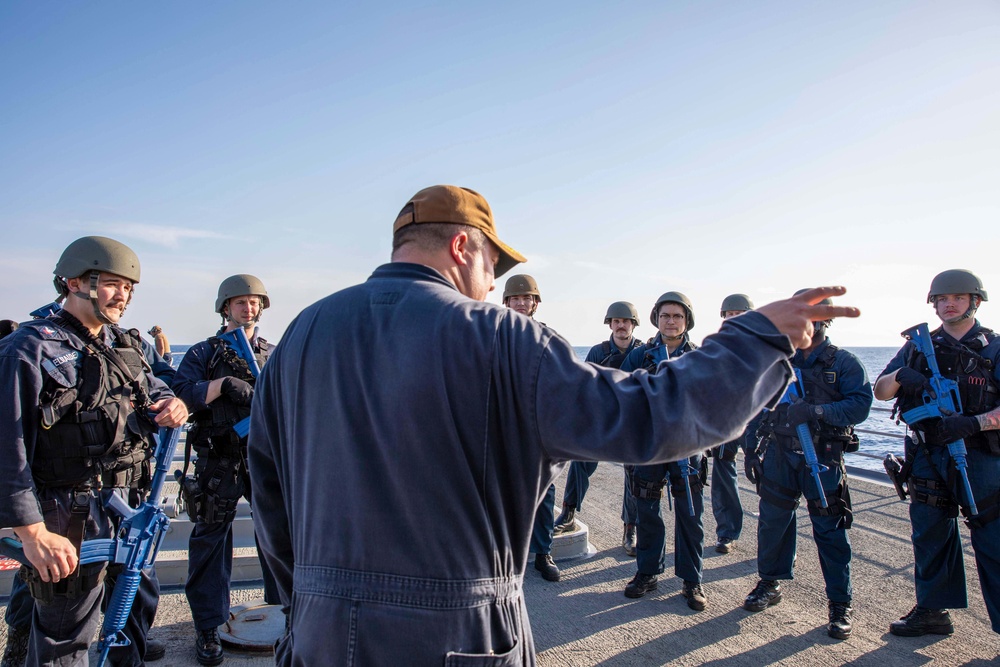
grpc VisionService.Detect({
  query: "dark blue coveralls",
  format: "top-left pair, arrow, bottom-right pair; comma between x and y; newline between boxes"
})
246,263 -> 797,666
0,316 -> 172,666
172,332 -> 280,633
754,337 -> 871,603
621,334 -> 705,584
880,321 -> 1000,631
559,336 -> 645,525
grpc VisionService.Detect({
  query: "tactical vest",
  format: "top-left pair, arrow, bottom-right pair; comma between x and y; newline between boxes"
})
33,314 -> 156,488
760,344 -> 857,454
896,328 -> 1000,452
599,339 -> 641,369
188,336 -> 269,456
637,337 -> 697,371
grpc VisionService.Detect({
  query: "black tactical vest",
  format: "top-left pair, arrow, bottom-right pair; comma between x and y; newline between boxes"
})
637,337 -> 697,371
599,339 -> 642,369
896,328 -> 1000,451
761,344 -> 856,449
188,336 -> 270,455
34,315 -> 156,488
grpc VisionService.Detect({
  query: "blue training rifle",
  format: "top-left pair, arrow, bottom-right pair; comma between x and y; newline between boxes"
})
779,369 -> 829,508
0,425 -> 183,667
677,456 -> 698,517
898,322 -> 978,516
217,326 -> 261,438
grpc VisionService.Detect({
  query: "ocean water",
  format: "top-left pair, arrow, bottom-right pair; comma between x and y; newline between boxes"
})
572,345 -> 903,473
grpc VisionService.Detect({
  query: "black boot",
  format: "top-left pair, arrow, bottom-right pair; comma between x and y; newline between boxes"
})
534,553 -> 560,582
145,637 -> 167,661
624,572 -> 658,598
828,600 -> 853,640
743,579 -> 782,612
622,523 -> 637,557
196,628 -> 225,666
553,504 -> 578,535
889,606 -> 954,637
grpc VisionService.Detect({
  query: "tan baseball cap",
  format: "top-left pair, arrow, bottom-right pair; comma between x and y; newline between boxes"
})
393,185 -> 526,277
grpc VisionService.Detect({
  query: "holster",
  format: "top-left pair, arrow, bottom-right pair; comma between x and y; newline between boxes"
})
20,562 -> 106,605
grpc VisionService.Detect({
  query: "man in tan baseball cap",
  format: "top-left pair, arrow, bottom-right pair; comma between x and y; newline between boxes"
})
249,182 -> 859,665
393,184 -> 526,279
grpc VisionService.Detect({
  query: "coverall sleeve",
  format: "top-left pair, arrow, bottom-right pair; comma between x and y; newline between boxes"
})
246,357 -> 294,607
534,311 -> 792,464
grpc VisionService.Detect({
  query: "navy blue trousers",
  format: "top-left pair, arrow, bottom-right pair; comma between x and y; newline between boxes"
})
756,445 -> 852,603
530,484 -> 556,555
633,457 -> 705,583
562,461 -> 637,525
711,440 -> 744,541
24,565 -> 159,667
909,444 -> 1000,632
185,455 -> 280,630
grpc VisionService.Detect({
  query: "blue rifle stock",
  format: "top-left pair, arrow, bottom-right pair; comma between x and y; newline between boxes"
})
217,326 -> 260,438
899,323 -> 978,516
678,457 -> 697,516
0,425 -> 182,667
778,369 -> 829,508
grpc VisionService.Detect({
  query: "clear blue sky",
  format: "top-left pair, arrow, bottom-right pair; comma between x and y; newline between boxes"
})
2,1 -> 998,347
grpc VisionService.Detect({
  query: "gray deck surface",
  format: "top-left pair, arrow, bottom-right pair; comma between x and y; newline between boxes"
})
3,460 -> 998,665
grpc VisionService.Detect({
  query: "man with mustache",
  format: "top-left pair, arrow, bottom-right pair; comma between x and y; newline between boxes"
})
710,293 -> 760,555
554,301 -> 644,557
0,236 -> 188,665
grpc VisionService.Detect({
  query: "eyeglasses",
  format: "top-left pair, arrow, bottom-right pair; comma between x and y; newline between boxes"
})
658,313 -> 685,322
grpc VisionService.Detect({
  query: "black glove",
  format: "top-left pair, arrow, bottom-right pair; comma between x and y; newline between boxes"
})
220,376 -> 254,406
786,401 -> 818,428
895,367 -> 935,399
744,451 -> 762,485
935,415 -> 981,442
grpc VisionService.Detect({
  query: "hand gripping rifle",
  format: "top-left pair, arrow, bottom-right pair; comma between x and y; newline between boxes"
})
0,425 -> 183,667
781,369 -> 829,508
898,323 -> 978,516
217,326 -> 261,438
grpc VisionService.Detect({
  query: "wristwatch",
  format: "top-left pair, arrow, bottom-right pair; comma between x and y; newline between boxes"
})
813,405 -> 825,420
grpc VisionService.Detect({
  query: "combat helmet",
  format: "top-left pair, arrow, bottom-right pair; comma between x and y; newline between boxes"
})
650,291 -> 694,330
503,274 -> 541,303
216,274 -> 270,317
927,269 -> 988,303
794,288 -> 834,329
720,294 -> 754,317
604,301 -> 639,326
53,236 -> 141,324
